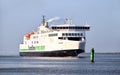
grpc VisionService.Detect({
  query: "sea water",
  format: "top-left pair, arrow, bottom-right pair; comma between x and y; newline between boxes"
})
0,53 -> 120,75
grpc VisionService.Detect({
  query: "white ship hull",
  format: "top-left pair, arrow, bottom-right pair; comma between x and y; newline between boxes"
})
20,38 -> 86,56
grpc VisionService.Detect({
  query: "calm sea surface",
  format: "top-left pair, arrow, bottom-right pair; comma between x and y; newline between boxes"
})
0,53 -> 120,75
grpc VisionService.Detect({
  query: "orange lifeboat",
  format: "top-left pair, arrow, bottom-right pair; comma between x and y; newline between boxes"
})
25,34 -> 30,40
25,31 -> 34,40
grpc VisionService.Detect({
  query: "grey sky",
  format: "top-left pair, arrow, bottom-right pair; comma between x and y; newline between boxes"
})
0,0 -> 120,56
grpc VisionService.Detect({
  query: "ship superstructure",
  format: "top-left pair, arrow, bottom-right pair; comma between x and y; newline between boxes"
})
19,16 -> 90,56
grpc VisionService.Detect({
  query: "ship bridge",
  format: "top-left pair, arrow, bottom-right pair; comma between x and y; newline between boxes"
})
50,24 -> 90,41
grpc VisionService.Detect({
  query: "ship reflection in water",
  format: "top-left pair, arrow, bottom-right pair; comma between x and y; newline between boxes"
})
0,53 -> 120,75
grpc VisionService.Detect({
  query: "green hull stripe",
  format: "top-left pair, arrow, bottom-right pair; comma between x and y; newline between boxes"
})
35,46 -> 45,50
20,49 -> 28,52
20,46 -> 45,52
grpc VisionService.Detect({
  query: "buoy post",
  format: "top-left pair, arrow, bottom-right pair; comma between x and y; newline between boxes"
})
90,48 -> 94,63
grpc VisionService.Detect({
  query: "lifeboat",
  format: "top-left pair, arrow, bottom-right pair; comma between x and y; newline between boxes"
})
25,34 -> 30,40
25,31 -> 34,40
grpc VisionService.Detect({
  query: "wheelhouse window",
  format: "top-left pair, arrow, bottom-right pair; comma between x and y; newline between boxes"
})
62,33 -> 83,36
49,33 -> 58,37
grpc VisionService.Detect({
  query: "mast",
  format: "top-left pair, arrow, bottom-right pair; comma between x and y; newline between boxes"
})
42,15 -> 45,25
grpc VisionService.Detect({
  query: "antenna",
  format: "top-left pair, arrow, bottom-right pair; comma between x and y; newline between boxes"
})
65,18 -> 72,24
70,18 -> 72,25
85,21 -> 88,25
85,21 -> 90,26
42,15 -> 45,25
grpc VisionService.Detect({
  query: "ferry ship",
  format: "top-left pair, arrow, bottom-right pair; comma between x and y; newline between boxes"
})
19,16 -> 90,56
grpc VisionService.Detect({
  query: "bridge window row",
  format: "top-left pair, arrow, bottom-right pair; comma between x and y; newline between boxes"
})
52,26 -> 89,30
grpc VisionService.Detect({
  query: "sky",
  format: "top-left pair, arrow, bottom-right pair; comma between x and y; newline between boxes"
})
0,0 -> 120,56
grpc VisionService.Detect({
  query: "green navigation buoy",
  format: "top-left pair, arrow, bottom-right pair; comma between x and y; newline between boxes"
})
90,48 -> 94,63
